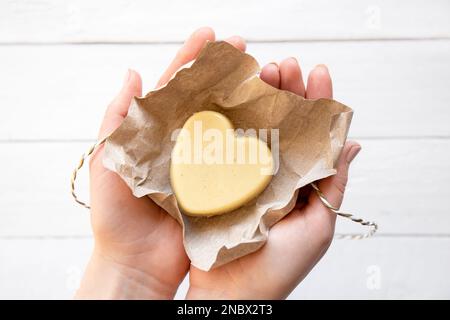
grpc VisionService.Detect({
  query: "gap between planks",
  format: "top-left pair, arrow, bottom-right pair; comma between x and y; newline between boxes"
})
1,37 -> 450,46
2,234 -> 450,240
1,136 -> 450,143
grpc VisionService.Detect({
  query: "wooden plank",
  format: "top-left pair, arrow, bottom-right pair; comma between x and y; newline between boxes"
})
337,137 -> 450,236
1,237 -> 449,299
0,142 -> 92,237
0,40 -> 449,140
1,139 -> 449,237
1,0 -> 449,43
294,236 -> 450,299
0,238 -> 93,299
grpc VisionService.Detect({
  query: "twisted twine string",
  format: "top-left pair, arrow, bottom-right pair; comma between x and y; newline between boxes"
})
70,140 -> 377,239
70,137 -> 107,209
310,183 -> 378,239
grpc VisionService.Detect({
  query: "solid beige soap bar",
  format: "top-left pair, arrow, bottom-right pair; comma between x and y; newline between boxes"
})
170,111 -> 274,216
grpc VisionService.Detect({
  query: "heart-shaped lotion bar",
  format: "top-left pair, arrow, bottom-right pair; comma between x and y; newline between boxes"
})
170,111 -> 274,217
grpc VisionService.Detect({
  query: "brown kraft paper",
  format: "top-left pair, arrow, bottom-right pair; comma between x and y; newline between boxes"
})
103,41 -> 353,271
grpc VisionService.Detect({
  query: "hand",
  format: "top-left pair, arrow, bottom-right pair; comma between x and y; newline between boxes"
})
75,28 -> 246,299
187,53 -> 361,299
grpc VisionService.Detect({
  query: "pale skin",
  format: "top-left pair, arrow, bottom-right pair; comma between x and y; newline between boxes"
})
76,27 -> 361,299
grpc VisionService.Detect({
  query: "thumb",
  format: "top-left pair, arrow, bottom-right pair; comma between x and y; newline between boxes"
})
309,141 -> 361,215
91,69 -> 142,175
98,69 -> 142,139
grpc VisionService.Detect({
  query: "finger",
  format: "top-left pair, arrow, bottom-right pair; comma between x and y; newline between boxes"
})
302,141 -> 360,257
260,63 -> 280,88
279,57 -> 305,97
99,69 -> 142,139
309,141 -> 361,213
224,35 -> 246,52
156,27 -> 216,88
304,64 -> 338,233
306,64 -> 333,99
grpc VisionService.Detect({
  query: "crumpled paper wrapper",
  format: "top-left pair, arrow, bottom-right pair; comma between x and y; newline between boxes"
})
103,41 -> 352,271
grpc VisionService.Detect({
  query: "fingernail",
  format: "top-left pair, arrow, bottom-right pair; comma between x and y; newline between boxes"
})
228,35 -> 242,42
314,64 -> 330,75
346,145 -> 361,163
288,57 -> 298,63
263,63 -> 279,73
123,69 -> 132,85
269,62 -> 279,67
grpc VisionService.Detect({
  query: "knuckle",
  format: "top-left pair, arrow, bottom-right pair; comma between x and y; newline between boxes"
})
333,173 -> 348,196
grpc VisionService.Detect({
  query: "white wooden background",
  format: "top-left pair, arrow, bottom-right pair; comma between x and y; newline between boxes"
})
1,0 -> 450,299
